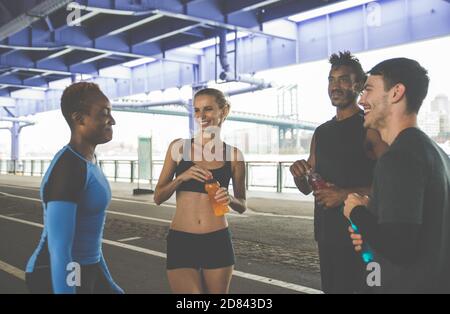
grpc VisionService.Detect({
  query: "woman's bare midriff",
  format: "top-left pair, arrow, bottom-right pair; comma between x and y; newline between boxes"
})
171,191 -> 228,234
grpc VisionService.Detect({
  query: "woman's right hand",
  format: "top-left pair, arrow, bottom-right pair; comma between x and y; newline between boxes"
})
178,165 -> 212,183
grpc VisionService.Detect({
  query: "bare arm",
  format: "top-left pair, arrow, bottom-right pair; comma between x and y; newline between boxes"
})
348,186 -> 372,195
153,139 -> 183,205
209,147 -> 246,214
343,128 -> 388,197
343,129 -> 388,197
229,148 -> 247,214
324,129 -> 386,198
312,130 -> 376,207
154,139 -> 212,205
365,128 -> 389,160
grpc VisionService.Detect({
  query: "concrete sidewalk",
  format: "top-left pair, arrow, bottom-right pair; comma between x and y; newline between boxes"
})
0,174 -> 314,217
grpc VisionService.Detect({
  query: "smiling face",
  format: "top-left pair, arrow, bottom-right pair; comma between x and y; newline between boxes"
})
359,75 -> 391,130
193,94 -> 229,133
328,65 -> 361,108
78,94 -> 116,144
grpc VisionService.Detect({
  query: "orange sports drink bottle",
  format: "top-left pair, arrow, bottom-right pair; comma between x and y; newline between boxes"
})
204,176 -> 229,216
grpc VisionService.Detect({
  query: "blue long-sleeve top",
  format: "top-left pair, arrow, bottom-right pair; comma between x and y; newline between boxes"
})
26,145 -> 123,294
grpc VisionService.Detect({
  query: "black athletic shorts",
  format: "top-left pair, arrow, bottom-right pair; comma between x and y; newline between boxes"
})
166,228 -> 235,270
25,262 -> 115,294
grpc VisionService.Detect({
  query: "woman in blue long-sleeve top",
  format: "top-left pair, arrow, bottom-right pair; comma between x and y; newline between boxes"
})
25,82 -> 123,294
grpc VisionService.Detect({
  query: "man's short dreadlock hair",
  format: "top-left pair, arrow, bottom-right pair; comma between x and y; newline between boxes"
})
60,82 -> 105,129
329,51 -> 367,87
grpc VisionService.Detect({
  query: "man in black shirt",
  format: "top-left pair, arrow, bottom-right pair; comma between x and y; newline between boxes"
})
290,52 -> 387,293
344,58 -> 450,293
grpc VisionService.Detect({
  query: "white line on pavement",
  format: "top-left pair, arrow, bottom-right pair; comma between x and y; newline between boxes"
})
0,214 -> 322,294
0,185 -> 313,220
0,184 -> 40,191
232,270 -> 322,294
0,191 -> 173,224
117,237 -> 142,243
0,186 -> 247,218
0,260 -> 26,281
0,191 -> 41,203
0,214 -> 43,228
108,210 -> 171,224
245,209 -> 313,221
0,183 -> 173,206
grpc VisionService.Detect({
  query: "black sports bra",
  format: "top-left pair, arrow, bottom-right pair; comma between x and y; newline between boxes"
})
175,139 -> 232,194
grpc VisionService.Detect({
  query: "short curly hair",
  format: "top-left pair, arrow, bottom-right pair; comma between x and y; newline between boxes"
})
60,82 -> 105,128
329,51 -> 367,87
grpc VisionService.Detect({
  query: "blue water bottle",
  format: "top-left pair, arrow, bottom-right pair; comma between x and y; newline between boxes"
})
350,220 -> 374,264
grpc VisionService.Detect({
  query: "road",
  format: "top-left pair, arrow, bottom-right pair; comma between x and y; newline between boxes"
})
0,183 -> 321,294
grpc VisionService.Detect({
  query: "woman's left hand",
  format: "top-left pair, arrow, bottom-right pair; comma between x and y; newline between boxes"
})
215,187 -> 231,205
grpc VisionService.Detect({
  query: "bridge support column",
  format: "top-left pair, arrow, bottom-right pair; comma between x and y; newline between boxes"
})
10,122 -> 20,161
188,98 -> 195,138
9,122 -> 20,173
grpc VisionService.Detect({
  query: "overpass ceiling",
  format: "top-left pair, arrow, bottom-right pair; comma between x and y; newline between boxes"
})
0,0 -> 338,94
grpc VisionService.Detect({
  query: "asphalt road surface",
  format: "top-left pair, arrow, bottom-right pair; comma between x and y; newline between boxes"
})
0,183 -> 321,294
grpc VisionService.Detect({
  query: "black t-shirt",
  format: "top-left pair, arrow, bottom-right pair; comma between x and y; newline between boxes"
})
359,127 -> 450,293
314,111 -> 375,243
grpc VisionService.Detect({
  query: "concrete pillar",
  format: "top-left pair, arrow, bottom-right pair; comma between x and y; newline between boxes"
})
188,98 -> 195,138
10,121 -> 19,161
8,122 -> 20,173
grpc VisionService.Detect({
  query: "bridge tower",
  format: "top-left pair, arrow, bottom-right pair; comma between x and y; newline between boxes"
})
277,85 -> 301,154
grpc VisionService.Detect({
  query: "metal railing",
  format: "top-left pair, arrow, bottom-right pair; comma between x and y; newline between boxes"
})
0,159 -> 299,193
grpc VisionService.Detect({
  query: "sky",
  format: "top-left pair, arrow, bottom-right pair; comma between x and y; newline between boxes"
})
1,35 -> 449,160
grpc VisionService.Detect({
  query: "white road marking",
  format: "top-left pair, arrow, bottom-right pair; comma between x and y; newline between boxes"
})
101,239 -> 167,259
0,191 -> 41,203
117,236 -> 142,243
0,184 -> 246,218
0,183 -> 172,208
0,184 -> 40,191
5,213 -> 24,217
232,270 -> 322,294
0,260 -> 26,281
245,209 -> 314,221
108,210 -> 172,224
0,185 -> 312,220
0,214 -> 322,294
0,214 -> 43,228
0,191 -> 173,224
112,197 -> 175,208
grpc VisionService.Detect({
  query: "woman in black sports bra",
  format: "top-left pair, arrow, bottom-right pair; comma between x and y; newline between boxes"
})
154,88 -> 247,294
